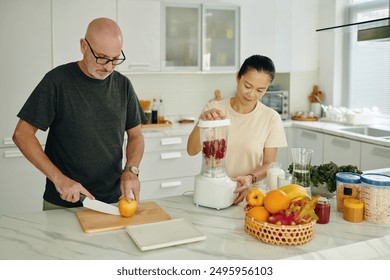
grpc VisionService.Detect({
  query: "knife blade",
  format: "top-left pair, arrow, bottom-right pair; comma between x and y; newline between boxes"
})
80,194 -> 120,216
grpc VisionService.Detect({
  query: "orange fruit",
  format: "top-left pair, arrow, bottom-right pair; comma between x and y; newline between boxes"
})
118,197 -> 138,218
264,189 -> 291,214
247,206 -> 270,222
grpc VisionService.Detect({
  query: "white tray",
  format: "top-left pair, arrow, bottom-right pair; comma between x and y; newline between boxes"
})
126,218 -> 206,251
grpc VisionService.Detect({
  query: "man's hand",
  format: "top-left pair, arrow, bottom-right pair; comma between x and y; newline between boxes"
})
120,171 -> 140,202
54,176 -> 94,203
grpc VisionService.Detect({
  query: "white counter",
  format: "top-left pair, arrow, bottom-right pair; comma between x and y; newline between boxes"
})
284,120 -> 390,147
1,194 -> 390,260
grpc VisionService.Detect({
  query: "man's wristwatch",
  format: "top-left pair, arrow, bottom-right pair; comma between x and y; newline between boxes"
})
123,165 -> 139,177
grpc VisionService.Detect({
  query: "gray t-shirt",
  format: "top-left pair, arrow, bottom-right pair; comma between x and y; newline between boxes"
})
17,62 -> 146,207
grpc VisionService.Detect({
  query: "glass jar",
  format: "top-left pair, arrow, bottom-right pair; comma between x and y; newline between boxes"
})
314,197 -> 330,224
336,172 -> 361,212
343,198 -> 364,223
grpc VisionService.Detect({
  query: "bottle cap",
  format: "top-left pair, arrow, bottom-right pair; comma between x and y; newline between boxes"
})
317,197 -> 330,204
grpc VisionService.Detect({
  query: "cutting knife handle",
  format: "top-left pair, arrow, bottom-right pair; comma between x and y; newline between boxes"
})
79,194 -> 86,202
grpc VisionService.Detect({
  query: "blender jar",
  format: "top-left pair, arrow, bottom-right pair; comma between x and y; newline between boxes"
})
194,119 -> 236,210
199,119 -> 231,178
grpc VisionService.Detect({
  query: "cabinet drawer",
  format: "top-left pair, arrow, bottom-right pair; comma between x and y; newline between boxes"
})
323,135 -> 360,167
140,176 -> 195,200
139,151 -> 201,181
294,128 -> 324,165
361,143 -> 390,171
144,136 -> 188,152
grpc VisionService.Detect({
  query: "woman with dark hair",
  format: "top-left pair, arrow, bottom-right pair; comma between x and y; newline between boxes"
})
187,55 -> 287,205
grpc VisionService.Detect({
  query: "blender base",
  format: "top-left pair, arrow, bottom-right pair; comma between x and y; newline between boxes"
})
193,174 -> 237,210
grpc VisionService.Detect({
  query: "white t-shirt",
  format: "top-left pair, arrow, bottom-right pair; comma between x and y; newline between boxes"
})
204,98 -> 287,178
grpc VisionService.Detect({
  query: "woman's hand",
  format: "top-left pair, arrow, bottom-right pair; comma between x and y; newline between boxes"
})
199,108 -> 225,120
231,175 -> 253,205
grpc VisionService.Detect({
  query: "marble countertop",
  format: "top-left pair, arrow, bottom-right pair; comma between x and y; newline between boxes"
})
1,194 -> 390,260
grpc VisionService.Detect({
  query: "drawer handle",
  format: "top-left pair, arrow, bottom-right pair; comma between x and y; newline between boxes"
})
161,137 -> 182,146
332,138 -> 350,148
3,137 -> 15,146
160,151 -> 182,159
301,131 -> 317,139
161,181 -> 182,188
4,149 -> 23,158
128,63 -> 151,69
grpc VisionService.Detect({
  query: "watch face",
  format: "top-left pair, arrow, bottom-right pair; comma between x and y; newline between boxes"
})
131,166 -> 139,175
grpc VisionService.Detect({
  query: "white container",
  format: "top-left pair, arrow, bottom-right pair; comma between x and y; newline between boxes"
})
266,162 -> 285,191
360,173 -> 390,224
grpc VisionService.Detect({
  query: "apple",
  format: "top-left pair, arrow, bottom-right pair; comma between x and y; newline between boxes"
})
118,197 -> 138,218
245,187 -> 266,207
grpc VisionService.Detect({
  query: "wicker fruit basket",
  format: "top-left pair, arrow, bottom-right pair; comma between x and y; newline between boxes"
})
244,214 -> 316,246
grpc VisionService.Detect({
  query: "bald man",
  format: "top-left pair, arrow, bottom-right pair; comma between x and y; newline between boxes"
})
13,18 -> 147,210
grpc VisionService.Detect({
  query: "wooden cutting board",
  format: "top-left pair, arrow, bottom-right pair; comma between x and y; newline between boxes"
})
76,202 -> 171,233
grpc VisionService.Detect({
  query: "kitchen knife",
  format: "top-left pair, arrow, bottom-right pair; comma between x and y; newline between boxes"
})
80,194 -> 120,216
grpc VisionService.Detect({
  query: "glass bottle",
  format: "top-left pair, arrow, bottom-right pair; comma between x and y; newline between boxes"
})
266,162 -> 285,190
151,98 -> 158,124
158,97 -> 165,124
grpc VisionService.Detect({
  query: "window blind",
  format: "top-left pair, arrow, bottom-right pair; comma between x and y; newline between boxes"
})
348,0 -> 390,115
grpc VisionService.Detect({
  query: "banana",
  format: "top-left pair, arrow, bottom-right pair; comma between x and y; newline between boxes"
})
279,184 -> 309,201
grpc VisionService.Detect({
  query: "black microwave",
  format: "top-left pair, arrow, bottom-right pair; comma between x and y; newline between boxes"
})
260,90 -> 289,120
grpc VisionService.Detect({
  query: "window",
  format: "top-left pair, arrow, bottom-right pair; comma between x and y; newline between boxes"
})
346,0 -> 390,115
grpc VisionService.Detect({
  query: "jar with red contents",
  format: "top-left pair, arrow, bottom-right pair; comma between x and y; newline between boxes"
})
314,197 -> 331,224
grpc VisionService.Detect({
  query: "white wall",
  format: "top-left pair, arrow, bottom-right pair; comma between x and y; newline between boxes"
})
128,72 -> 237,117
318,0 -> 349,107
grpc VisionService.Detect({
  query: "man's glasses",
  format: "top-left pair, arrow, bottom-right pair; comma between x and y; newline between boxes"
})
84,38 -> 126,66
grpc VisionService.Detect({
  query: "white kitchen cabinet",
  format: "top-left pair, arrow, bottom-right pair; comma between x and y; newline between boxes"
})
0,149 -> 46,215
138,134 -> 201,200
52,0 -> 117,68
162,3 -> 240,72
202,5 -> 240,71
0,0 -> 51,215
323,134 -> 361,168
294,128 -> 324,165
117,0 -> 161,72
277,126 -> 293,172
360,143 -> 390,171
162,3 -> 201,71
0,0 -> 51,148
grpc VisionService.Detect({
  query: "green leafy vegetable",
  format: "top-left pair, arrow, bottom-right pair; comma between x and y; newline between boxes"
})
288,162 -> 362,193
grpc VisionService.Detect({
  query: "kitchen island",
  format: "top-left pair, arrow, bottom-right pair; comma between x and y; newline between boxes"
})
1,194 -> 390,260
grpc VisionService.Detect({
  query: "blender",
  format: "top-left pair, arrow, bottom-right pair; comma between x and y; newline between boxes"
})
193,119 -> 237,210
